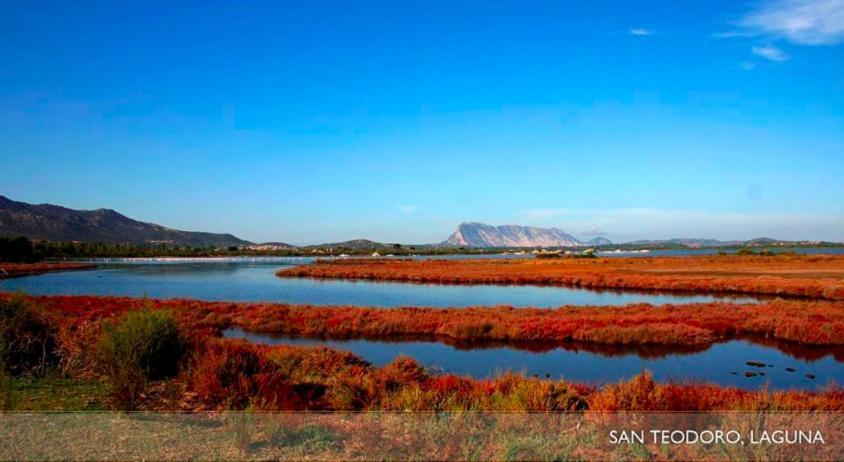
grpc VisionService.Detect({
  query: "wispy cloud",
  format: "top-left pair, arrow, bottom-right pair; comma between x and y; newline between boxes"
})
629,28 -> 654,36
737,0 -> 844,45
711,30 -> 749,39
752,44 -> 790,61
739,61 -> 759,70
398,205 -> 417,214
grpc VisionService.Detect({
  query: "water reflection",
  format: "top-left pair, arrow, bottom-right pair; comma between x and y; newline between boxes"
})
224,328 -> 844,391
0,262 -> 761,307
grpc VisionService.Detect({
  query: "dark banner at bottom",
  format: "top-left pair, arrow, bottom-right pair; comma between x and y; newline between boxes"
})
1,411 -> 841,461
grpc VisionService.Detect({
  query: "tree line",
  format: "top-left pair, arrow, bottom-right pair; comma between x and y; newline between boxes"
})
0,236 -> 37,262
0,236 -> 257,261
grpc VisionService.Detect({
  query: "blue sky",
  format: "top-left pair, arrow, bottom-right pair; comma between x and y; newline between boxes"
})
1,0 -> 843,244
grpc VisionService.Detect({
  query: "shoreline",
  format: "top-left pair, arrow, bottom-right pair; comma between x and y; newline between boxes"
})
277,255 -> 844,300
0,262 -> 96,279
17,293 -> 844,348
3,292 -> 843,413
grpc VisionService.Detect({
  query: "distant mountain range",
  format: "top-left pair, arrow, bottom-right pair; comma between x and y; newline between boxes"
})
442,222 -> 610,248
303,239 -> 391,251
0,196 -> 825,249
625,237 -> 789,248
437,223 -> 809,249
0,195 -> 250,247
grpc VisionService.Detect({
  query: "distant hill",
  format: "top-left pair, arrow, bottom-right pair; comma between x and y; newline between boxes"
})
587,237 -> 612,246
627,238 -> 732,247
305,239 -> 393,251
247,242 -> 297,250
0,195 -> 251,247
626,237 -> 794,248
442,222 -> 601,248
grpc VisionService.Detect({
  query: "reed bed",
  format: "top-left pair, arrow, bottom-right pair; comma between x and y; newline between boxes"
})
2,293 -> 843,412
277,255 -> 844,300
25,294 -> 844,347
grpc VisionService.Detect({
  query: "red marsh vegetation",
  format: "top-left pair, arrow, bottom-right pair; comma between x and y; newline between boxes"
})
185,338 -> 844,412
277,255 -> 844,300
3,293 -> 843,412
24,294 -> 844,348
0,262 -> 95,278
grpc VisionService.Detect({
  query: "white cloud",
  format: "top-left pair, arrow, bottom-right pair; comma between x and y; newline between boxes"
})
738,0 -> 844,45
629,28 -> 654,36
739,61 -> 759,70
752,44 -> 790,60
398,205 -> 417,214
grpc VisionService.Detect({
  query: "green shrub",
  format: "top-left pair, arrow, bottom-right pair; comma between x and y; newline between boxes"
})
737,249 -> 780,256
534,253 -> 562,259
96,309 -> 187,408
0,295 -> 60,376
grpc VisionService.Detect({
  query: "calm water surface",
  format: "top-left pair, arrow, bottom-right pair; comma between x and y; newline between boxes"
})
1,262 -> 760,307
4,257 -> 840,391
225,328 -> 844,391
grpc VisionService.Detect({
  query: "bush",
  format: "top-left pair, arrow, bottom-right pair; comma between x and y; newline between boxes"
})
0,236 -> 37,263
189,340 -> 265,409
0,295 -> 60,376
97,308 -> 187,408
737,248 -> 778,256
189,340 -> 335,411
535,253 -> 562,259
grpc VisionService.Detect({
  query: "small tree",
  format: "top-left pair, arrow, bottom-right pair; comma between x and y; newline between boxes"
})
0,236 -> 36,263
0,295 -> 59,376
97,309 -> 187,409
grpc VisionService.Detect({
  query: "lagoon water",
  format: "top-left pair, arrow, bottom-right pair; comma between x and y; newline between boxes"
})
4,257 -> 841,391
225,328 -> 844,391
1,261 -> 760,307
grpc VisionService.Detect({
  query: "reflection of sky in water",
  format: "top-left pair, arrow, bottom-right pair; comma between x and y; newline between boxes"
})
226,328 -> 844,391
1,263 -> 759,307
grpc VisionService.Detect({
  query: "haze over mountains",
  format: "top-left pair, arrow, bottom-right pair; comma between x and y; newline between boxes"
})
0,196 -> 822,248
